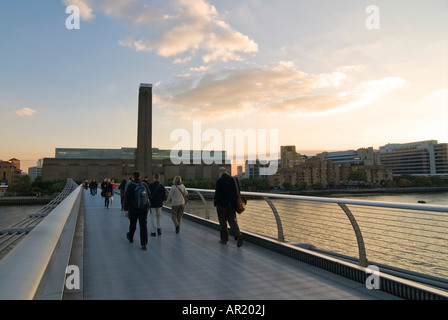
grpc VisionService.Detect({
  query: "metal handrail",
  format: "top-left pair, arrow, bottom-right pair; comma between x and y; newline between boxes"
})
182,187 -> 448,212
0,180 -> 81,300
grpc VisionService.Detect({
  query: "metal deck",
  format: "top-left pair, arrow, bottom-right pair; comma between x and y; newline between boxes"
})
79,190 -> 398,300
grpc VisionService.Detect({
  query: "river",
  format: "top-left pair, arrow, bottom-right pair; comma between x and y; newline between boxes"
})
334,191 -> 448,205
0,205 -> 43,229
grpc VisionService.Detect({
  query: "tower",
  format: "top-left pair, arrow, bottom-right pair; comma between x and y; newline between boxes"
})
136,83 -> 153,178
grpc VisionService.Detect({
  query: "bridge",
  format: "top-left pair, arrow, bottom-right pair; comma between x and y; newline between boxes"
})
0,179 -> 447,302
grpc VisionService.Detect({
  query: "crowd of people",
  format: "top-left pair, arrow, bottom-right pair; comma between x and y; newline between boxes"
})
83,167 -> 244,251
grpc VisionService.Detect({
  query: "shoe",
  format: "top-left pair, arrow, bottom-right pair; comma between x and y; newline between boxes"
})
219,240 -> 227,245
175,226 -> 180,234
141,245 -> 147,250
237,236 -> 243,248
126,233 -> 133,243
151,233 -> 156,237
157,228 -> 162,235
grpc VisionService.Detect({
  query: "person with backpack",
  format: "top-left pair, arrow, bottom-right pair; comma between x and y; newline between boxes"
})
124,171 -> 150,250
149,173 -> 167,237
166,176 -> 188,234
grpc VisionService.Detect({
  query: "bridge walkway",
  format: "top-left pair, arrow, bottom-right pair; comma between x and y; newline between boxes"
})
78,189 -> 398,300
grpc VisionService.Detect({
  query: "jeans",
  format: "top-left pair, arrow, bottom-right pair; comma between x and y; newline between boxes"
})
128,209 -> 148,246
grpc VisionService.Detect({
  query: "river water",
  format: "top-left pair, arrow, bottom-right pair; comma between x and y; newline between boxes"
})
0,205 -> 42,229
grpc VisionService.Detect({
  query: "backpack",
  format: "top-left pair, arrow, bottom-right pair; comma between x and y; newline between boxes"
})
134,182 -> 150,209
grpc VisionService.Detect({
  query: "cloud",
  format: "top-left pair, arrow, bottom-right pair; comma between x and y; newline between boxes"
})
426,89 -> 447,100
15,107 -> 39,117
156,61 -> 405,120
63,0 -> 95,21
67,0 -> 258,65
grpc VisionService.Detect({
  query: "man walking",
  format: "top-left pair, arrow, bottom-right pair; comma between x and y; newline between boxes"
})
149,173 -> 166,236
214,167 -> 243,247
124,171 -> 150,250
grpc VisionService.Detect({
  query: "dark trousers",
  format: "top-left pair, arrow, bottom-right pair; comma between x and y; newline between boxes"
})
128,209 -> 148,246
217,204 -> 241,243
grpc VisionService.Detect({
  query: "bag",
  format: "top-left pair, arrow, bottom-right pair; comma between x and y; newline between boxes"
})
134,182 -> 150,209
175,185 -> 188,204
233,177 -> 247,214
236,197 -> 247,214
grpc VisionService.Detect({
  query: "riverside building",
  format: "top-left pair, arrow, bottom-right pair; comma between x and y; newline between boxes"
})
378,140 -> 448,177
41,84 -> 230,183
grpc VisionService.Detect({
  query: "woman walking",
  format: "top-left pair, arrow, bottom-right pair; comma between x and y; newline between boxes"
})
166,176 -> 188,233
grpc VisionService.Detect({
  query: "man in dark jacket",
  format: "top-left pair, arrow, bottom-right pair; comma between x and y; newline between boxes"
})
149,173 -> 166,236
124,171 -> 150,250
214,167 -> 243,247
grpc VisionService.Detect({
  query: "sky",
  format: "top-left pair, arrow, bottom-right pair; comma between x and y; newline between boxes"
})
0,0 -> 447,173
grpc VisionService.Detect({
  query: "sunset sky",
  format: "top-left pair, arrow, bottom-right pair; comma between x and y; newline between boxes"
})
1,0 -> 447,172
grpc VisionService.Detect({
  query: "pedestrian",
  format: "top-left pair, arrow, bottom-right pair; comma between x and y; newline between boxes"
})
214,167 -> 243,247
166,176 -> 188,234
149,173 -> 167,236
119,178 -> 127,211
100,178 -> 107,199
111,179 -> 116,203
124,171 -> 150,250
90,180 -> 98,196
104,178 -> 113,209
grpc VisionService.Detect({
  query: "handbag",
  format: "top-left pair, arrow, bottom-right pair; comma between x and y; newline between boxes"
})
175,185 -> 188,204
233,177 -> 247,214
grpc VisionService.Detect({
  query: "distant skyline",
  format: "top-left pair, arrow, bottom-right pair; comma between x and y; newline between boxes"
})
1,1 -> 447,173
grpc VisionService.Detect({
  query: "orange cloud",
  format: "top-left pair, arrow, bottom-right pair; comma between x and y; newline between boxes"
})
14,107 -> 39,117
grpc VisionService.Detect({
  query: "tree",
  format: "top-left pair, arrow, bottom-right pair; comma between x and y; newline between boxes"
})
312,182 -> 324,190
16,175 -> 33,196
397,178 -> 412,188
429,176 -> 444,186
282,182 -> 293,191
413,176 -> 431,187
295,182 -> 308,190
348,170 -> 367,182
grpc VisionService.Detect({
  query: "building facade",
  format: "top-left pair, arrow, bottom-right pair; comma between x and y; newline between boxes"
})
41,84 -> 231,184
41,156 -> 228,184
378,140 -> 448,176
28,166 -> 42,182
0,159 -> 22,195
268,146 -> 392,189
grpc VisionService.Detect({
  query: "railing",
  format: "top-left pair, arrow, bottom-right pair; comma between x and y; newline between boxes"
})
0,179 -> 79,260
0,179 -> 82,300
175,188 -> 448,290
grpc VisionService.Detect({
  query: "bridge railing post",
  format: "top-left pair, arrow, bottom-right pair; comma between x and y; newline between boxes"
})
263,197 -> 285,242
338,203 -> 369,267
